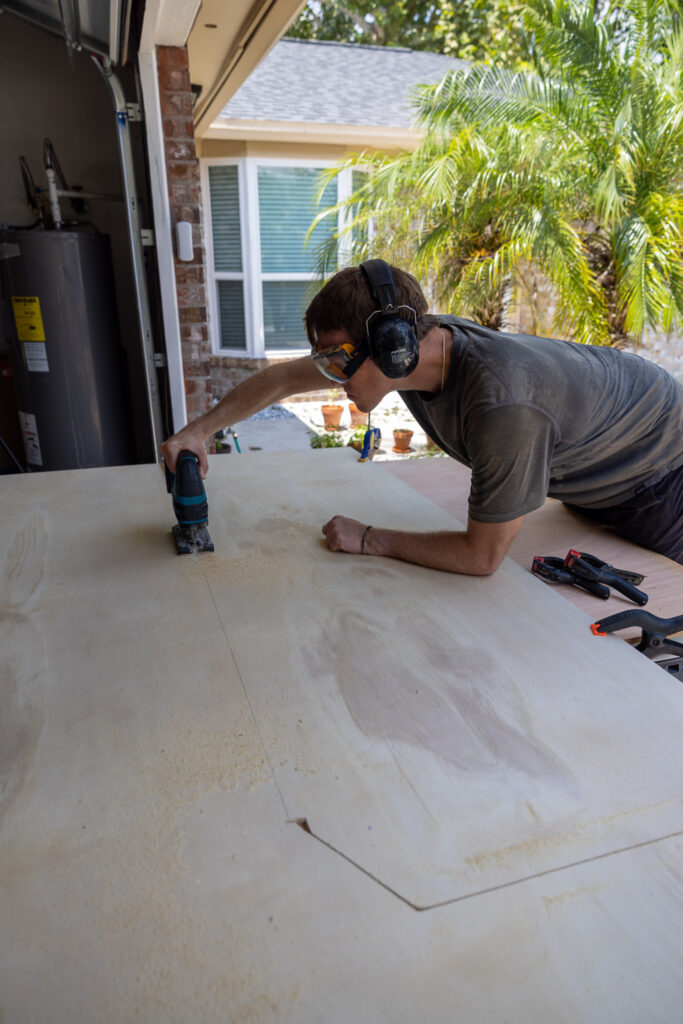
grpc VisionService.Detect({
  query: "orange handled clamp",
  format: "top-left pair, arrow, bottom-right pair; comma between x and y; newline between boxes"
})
590,610 -> 683,677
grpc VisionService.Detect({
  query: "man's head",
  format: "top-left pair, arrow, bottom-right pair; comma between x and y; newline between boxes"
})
304,264 -> 430,358
305,263 -> 441,412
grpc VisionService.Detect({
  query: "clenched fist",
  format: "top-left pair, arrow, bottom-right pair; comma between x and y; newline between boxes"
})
322,516 -> 369,555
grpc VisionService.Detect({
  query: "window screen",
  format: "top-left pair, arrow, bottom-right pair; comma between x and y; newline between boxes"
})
262,280 -> 318,350
217,280 -> 246,350
209,165 -> 242,272
258,167 -> 338,273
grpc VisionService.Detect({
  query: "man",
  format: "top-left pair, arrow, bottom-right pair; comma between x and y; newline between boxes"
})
160,261 -> 683,571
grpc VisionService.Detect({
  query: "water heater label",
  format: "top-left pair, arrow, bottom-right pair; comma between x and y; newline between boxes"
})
11,296 -> 46,342
18,411 -> 43,466
23,342 -> 50,373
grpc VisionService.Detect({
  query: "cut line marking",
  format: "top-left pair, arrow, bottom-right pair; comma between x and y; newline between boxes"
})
289,818 -> 683,913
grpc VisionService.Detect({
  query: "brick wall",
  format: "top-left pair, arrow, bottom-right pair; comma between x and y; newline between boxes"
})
157,45 -> 213,423
210,354 -> 332,406
210,355 -> 267,402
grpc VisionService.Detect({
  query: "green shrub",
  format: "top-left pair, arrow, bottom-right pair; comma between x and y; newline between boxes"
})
310,431 -> 344,448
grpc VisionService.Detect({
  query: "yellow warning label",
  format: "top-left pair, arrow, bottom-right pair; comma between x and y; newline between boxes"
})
12,296 -> 46,342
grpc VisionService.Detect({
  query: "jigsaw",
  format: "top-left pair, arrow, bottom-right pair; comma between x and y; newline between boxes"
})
164,449 -> 214,555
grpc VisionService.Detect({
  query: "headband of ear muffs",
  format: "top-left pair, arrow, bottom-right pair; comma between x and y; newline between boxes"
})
360,259 -> 420,379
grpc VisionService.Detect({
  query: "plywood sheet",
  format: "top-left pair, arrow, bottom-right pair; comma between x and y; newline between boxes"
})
0,465 -> 290,992
1,454 -> 682,1021
174,451 -> 682,907
4,783 -> 683,1021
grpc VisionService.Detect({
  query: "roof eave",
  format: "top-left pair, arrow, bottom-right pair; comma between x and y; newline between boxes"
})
203,119 -> 421,150
189,0 -> 307,138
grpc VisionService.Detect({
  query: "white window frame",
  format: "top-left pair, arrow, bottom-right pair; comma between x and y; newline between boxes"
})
201,158 -> 251,356
202,156 -> 355,358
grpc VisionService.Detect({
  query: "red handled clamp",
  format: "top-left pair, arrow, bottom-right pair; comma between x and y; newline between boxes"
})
564,550 -> 648,606
532,555 -> 610,599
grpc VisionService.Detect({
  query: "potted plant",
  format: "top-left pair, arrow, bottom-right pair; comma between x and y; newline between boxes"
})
321,388 -> 344,430
348,402 -> 367,427
392,428 -> 414,452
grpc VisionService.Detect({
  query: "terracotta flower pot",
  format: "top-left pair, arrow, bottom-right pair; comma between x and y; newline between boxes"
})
321,404 -> 344,430
348,402 -> 367,428
392,429 -> 413,452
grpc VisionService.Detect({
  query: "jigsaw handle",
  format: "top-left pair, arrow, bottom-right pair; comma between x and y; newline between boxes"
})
171,450 -> 209,527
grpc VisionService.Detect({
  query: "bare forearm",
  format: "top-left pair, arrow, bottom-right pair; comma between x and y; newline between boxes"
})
161,356 -> 321,471
184,357 -> 319,442
364,527 -> 501,575
322,515 -> 525,576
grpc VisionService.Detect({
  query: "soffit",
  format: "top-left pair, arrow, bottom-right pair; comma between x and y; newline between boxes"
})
203,118 -> 418,151
187,0 -> 305,138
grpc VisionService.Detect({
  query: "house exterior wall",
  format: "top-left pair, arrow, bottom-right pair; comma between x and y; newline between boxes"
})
201,142 -> 347,401
191,129 -> 420,408
210,354 -> 331,404
157,45 -> 214,422
199,148 -> 359,403
155,82 -> 332,425
210,355 -> 268,399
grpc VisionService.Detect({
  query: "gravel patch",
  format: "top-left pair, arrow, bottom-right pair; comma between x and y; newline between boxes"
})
248,404 -> 298,420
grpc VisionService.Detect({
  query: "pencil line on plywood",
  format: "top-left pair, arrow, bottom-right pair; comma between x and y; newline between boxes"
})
291,818 -> 683,913
423,828 -> 683,913
289,818 -> 419,909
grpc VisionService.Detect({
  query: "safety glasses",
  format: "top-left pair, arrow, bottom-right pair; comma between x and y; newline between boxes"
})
310,337 -> 368,382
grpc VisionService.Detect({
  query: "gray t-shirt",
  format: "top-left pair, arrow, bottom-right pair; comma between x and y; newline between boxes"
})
401,316 -> 683,523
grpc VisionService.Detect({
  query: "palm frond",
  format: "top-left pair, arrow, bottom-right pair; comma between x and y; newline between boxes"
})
310,0 -> 682,343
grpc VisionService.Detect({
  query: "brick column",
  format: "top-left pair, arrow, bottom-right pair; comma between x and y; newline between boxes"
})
157,45 -> 213,424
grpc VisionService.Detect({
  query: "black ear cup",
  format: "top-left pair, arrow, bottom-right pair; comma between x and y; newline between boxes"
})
368,317 -> 420,378
360,260 -> 419,379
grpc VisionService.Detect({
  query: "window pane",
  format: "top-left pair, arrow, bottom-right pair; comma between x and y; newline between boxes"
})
209,166 -> 242,272
258,167 -> 338,273
262,280 -> 316,350
217,280 -> 246,350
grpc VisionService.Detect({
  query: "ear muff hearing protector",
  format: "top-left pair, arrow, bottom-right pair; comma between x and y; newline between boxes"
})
360,259 -> 419,379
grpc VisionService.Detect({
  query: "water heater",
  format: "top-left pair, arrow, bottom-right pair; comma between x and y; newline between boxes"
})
0,229 -> 132,471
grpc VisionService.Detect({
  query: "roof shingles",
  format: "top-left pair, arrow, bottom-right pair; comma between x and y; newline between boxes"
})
219,38 -> 464,128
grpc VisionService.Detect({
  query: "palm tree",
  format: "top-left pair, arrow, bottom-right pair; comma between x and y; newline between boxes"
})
315,0 -> 683,345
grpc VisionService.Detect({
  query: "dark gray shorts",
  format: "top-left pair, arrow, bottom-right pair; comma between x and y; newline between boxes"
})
567,464 -> 683,565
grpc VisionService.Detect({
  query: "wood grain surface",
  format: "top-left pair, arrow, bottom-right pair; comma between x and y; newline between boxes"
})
1,451 -> 682,1022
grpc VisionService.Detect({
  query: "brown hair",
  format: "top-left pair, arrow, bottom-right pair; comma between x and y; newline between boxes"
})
304,264 -> 431,346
